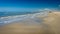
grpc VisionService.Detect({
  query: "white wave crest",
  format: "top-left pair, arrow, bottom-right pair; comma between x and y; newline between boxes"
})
0,12 -> 48,24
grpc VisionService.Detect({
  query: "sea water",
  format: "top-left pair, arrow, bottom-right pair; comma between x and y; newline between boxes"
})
0,11 -> 48,26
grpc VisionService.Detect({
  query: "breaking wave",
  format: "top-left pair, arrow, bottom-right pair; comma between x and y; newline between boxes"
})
0,12 -> 48,25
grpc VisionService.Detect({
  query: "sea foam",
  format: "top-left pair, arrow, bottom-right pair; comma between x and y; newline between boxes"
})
0,12 -> 48,24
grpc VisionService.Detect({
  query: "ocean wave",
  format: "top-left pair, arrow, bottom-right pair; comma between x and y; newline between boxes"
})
0,12 -> 48,24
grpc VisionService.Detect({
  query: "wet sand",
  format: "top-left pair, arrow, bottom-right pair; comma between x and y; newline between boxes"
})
0,17 -> 51,34
0,23 -> 49,34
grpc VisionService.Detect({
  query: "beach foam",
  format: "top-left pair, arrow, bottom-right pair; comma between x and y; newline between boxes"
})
0,12 -> 48,25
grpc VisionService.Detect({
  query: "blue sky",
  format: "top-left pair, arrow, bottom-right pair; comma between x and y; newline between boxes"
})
0,0 -> 60,11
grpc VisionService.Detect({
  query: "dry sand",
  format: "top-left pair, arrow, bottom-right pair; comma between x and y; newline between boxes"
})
0,12 -> 60,34
43,12 -> 60,34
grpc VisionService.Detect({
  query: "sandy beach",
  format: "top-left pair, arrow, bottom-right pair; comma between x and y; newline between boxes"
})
0,12 -> 60,34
